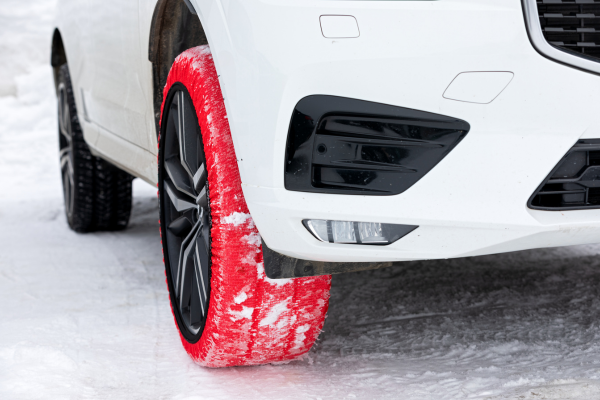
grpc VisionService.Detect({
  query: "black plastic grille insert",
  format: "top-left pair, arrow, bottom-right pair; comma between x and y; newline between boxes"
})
537,0 -> 600,61
285,96 -> 470,196
529,139 -> 600,210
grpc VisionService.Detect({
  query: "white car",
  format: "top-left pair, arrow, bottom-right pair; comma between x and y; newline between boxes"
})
52,0 -> 600,367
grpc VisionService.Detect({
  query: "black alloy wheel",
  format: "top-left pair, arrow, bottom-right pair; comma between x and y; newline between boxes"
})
56,64 -> 133,232
58,80 -> 76,220
159,84 -> 211,342
57,65 -> 95,232
156,46 -> 332,366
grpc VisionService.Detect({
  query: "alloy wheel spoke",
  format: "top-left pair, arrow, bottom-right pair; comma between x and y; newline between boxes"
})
165,156 -> 195,198
176,220 -> 201,311
59,92 -> 72,142
60,114 -> 71,141
62,166 -> 74,216
60,150 -> 74,179
189,272 -> 204,326
195,229 -> 210,306
196,186 -> 208,208
164,179 -> 196,212
177,90 -> 200,178
170,102 -> 181,146
68,163 -> 74,186
62,168 -> 70,198
168,214 -> 194,237
193,163 -> 207,192
59,149 -> 70,168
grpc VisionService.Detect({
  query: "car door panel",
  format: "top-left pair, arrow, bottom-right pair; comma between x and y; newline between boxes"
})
84,0 -> 153,150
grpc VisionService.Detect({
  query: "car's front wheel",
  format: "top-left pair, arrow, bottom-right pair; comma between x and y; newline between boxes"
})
158,46 -> 331,367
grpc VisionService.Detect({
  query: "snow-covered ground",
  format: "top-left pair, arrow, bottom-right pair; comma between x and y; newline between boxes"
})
3,2 -> 600,399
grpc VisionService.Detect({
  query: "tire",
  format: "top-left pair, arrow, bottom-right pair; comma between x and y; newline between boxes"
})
158,46 -> 331,368
57,64 -> 133,232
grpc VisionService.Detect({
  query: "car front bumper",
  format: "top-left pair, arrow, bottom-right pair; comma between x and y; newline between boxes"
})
194,0 -> 600,262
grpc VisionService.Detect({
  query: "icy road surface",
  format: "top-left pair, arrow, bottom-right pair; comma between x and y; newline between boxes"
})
3,2 -> 600,399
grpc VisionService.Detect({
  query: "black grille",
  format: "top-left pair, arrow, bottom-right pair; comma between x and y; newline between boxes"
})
285,96 -> 469,196
537,0 -> 600,61
529,139 -> 600,210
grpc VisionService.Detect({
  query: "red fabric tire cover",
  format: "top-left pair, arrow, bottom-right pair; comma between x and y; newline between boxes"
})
160,46 -> 332,368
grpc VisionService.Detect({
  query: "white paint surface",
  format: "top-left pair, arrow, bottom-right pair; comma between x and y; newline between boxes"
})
3,2 -> 600,399
443,71 -> 514,104
319,15 -> 359,38
55,0 -> 600,263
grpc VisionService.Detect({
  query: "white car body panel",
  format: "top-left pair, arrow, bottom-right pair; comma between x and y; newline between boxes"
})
54,0 -> 600,262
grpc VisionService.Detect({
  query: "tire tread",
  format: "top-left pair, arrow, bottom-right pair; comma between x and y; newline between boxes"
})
58,64 -> 133,232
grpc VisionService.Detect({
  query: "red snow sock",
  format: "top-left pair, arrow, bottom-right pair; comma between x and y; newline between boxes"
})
160,46 -> 332,368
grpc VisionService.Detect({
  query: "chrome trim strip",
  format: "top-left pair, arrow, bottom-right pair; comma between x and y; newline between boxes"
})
522,0 -> 600,75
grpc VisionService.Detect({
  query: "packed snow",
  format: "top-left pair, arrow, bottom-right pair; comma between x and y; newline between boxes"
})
222,212 -> 252,227
2,1 -> 600,399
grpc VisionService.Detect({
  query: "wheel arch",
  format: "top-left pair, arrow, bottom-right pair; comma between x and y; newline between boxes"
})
148,0 -> 208,134
51,28 -> 68,94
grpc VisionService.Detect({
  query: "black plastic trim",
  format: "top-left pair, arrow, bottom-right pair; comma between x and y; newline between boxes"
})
262,239 -> 406,279
528,139 -> 600,211
284,95 -> 470,196
521,0 -> 600,77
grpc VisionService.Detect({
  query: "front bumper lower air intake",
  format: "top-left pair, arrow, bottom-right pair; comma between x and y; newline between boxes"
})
284,95 -> 470,196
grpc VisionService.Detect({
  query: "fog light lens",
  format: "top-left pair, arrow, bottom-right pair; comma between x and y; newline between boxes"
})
305,219 -> 328,242
303,219 -> 418,245
332,220 -> 356,243
357,221 -> 385,243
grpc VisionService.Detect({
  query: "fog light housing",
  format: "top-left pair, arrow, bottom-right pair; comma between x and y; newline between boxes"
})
303,219 -> 417,245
